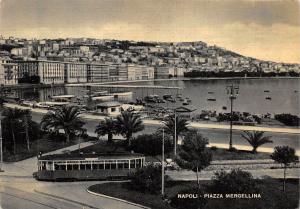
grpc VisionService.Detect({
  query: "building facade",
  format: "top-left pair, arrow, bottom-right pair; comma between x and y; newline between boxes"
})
64,62 -> 87,83
0,58 -> 18,85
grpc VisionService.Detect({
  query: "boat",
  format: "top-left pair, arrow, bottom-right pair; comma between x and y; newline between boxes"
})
144,95 -> 158,103
182,99 -> 189,105
52,95 -> 75,102
265,97 -> 272,100
36,101 -> 69,108
92,95 -> 114,101
163,95 -> 176,103
264,90 -> 270,93
176,93 -> 183,99
186,98 -> 192,103
207,98 -> 216,101
208,91 -> 214,94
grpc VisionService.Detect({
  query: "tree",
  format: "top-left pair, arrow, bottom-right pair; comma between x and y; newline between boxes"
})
163,115 -> 189,147
41,106 -> 85,143
130,132 -> 173,156
176,131 -> 212,189
128,164 -> 162,194
241,131 -> 273,153
116,111 -> 144,147
271,146 -> 298,192
95,117 -> 118,143
2,108 -> 31,154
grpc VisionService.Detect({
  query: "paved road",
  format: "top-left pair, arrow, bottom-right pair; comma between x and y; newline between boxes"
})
0,186 -> 85,209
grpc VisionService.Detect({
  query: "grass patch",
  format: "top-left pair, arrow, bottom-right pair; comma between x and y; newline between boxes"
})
211,148 -> 271,161
88,178 -> 299,209
3,134 -> 93,162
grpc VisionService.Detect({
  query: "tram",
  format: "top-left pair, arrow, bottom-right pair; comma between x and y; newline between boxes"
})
34,153 -> 145,181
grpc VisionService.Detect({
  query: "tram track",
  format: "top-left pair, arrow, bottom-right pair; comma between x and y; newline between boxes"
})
0,191 -> 59,209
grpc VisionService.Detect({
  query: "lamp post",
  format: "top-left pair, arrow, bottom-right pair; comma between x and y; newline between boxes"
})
174,110 -> 177,156
0,114 -> 3,172
226,83 -> 239,150
161,129 -> 165,197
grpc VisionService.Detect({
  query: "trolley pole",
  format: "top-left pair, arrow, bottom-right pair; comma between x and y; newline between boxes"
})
161,129 -> 165,197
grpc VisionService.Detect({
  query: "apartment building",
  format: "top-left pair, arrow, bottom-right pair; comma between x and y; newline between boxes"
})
0,58 -> 18,85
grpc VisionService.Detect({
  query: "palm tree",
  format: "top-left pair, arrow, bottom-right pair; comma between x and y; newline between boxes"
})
2,108 -> 30,155
95,117 -> 118,143
41,106 -> 85,143
116,111 -> 144,147
163,115 -> 189,146
241,131 -> 273,153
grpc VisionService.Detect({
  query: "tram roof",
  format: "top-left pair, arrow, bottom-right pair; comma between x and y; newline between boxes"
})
38,153 -> 145,161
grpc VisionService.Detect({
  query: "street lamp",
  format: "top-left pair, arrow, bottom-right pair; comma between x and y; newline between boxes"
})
161,129 -> 165,197
0,114 -> 3,172
226,83 -> 239,150
174,110 -> 177,156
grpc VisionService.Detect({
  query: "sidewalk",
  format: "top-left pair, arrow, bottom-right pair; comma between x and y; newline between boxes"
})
5,103 -> 300,134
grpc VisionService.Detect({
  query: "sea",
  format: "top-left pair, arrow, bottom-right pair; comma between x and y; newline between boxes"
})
16,78 -> 300,116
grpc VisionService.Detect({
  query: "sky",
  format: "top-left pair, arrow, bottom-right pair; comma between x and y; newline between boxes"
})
0,0 -> 299,63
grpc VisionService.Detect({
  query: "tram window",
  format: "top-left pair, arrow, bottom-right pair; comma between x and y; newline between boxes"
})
105,163 -> 110,170
60,165 -> 66,170
80,164 -> 85,170
67,164 -> 72,170
118,163 -> 124,169
73,164 -> 79,170
111,163 -> 116,169
130,160 -> 135,169
99,164 -> 104,169
136,159 -> 141,167
92,164 -> 98,170
124,161 -> 129,169
86,164 -> 91,170
54,164 -> 59,170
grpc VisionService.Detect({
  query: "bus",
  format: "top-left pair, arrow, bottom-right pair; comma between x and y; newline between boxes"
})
34,153 -> 145,181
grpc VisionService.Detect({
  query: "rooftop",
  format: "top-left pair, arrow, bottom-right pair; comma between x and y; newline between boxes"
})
39,152 -> 144,161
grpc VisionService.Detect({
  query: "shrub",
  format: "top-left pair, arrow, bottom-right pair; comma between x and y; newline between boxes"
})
209,169 -> 261,194
274,114 -> 299,126
127,164 -> 161,194
171,187 -> 207,209
130,132 -> 173,155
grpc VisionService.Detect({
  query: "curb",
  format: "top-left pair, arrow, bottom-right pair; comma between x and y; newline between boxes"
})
34,189 -> 103,209
86,188 -> 151,209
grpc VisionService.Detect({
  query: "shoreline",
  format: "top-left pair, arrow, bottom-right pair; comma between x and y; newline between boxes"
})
0,76 -> 298,90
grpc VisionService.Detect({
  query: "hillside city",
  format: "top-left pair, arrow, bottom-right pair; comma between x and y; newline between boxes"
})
0,36 -> 299,86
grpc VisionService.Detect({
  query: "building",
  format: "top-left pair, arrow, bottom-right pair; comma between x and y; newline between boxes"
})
95,101 -> 122,116
154,66 -> 170,79
87,63 -> 110,83
108,64 -> 128,81
16,60 -> 65,84
64,62 -> 87,83
0,58 -> 18,85
127,65 -> 154,80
